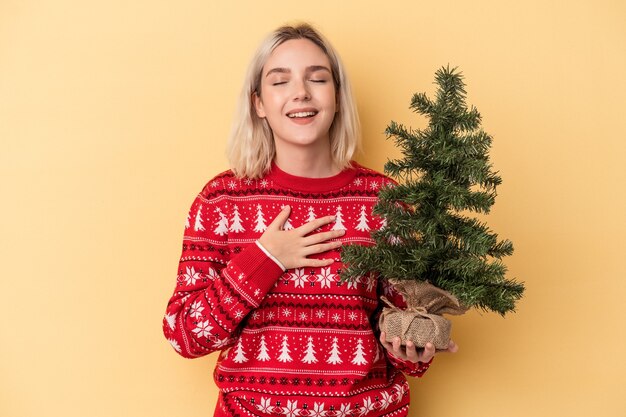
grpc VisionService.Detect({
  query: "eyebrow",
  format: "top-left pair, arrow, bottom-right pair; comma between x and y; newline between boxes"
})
265,65 -> 331,77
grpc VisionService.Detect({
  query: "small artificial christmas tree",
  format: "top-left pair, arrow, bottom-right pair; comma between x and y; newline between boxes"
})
341,66 -> 525,347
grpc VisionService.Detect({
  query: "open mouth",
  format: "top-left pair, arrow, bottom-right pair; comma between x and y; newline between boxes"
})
287,111 -> 318,119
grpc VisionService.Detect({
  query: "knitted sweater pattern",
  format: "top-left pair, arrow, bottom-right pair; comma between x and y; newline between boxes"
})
163,162 -> 430,417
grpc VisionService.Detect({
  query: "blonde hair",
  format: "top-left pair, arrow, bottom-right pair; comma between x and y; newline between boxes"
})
227,23 -> 361,179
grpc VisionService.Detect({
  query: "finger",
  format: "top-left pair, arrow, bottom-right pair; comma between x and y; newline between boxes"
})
404,340 -> 419,362
267,206 -> 291,230
379,332 -> 394,352
297,215 -> 336,235
392,337 -> 404,358
447,340 -> 459,353
419,342 -> 436,363
303,229 -> 345,245
303,240 -> 343,256
299,257 -> 335,268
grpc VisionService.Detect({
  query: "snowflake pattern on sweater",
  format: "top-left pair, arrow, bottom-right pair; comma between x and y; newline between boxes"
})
163,162 -> 431,417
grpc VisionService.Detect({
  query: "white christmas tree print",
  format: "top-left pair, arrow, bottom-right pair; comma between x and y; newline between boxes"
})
194,205 -> 205,231
229,205 -> 245,233
277,335 -> 293,362
164,312 -> 176,331
351,338 -> 367,365
331,206 -> 346,230
281,205 -> 294,230
326,337 -> 343,364
301,336 -> 318,364
306,206 -> 316,222
168,338 -> 181,353
256,335 -> 270,361
214,208 -> 229,236
185,212 -> 191,229
232,339 -> 248,363
254,205 -> 268,233
355,205 -> 370,232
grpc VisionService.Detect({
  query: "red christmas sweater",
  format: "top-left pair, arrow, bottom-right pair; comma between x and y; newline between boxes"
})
163,162 -> 431,417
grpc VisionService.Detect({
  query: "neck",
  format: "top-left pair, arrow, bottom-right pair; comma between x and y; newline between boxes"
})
274,143 -> 340,178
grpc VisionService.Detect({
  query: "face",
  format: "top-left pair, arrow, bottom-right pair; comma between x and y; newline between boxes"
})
253,38 -> 337,152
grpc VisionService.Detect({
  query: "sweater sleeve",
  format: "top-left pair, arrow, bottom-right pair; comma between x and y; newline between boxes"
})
162,187 -> 284,359
377,278 -> 433,377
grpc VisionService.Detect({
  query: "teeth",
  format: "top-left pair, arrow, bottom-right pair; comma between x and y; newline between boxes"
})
288,111 -> 317,118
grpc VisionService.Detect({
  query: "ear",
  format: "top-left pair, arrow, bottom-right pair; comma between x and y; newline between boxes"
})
252,91 -> 266,118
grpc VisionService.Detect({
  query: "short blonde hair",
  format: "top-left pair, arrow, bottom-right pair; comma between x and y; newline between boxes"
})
227,23 -> 361,179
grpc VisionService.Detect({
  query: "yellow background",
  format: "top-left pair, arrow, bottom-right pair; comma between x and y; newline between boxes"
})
2,1 -> 625,416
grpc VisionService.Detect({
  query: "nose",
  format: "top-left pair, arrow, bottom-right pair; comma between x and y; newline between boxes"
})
292,78 -> 311,101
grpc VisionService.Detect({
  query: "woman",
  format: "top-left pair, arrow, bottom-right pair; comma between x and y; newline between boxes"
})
163,23 -> 456,417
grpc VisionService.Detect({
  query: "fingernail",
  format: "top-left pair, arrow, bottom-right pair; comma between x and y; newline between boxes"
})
284,205 -> 290,210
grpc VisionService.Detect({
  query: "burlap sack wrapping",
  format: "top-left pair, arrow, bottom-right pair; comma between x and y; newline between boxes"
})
379,280 -> 467,350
